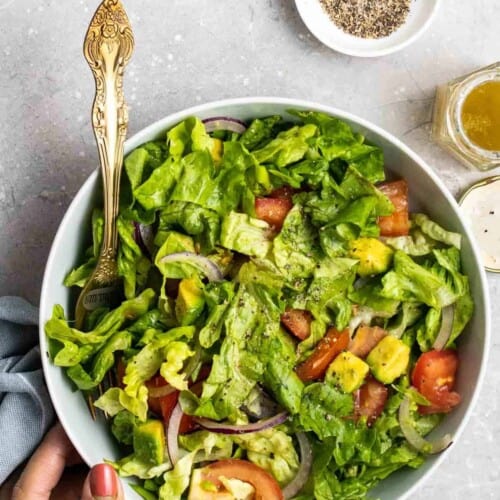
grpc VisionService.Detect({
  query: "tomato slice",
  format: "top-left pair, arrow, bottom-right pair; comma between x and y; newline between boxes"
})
281,308 -> 313,340
159,392 -> 198,434
296,327 -> 350,382
147,365 -> 211,433
377,179 -> 410,236
411,349 -> 461,415
255,197 -> 293,229
192,459 -> 284,500
349,325 -> 387,359
354,376 -> 389,426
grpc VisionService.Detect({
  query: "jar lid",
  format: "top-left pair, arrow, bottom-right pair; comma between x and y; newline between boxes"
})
459,176 -> 500,272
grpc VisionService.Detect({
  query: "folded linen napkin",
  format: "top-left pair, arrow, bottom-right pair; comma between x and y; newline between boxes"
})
0,296 -> 54,484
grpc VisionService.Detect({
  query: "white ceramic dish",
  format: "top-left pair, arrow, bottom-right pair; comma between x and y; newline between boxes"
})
39,97 -> 489,499
295,0 -> 441,57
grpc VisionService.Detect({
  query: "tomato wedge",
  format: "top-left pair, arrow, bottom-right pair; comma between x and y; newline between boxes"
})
377,179 -> 410,236
296,327 -> 350,382
354,376 -> 389,426
147,365 -> 211,433
255,197 -> 293,230
349,325 -> 387,359
190,459 -> 284,500
411,349 -> 461,415
281,308 -> 312,340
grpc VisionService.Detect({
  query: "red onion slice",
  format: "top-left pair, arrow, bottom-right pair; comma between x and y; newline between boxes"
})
282,432 -> 312,499
203,116 -> 247,134
159,252 -> 223,282
194,412 -> 288,435
133,222 -> 156,259
433,305 -> 455,351
398,396 -> 453,454
166,401 -> 184,466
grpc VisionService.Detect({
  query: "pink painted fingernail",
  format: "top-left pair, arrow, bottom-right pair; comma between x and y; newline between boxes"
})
89,463 -> 118,499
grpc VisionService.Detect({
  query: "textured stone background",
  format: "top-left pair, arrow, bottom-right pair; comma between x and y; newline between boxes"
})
0,0 -> 499,497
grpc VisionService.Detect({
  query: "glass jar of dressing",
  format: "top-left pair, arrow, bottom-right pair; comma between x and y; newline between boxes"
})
431,61 -> 500,170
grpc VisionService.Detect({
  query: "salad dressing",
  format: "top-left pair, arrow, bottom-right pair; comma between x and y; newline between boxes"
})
431,61 -> 500,171
460,177 -> 500,272
461,81 -> 500,151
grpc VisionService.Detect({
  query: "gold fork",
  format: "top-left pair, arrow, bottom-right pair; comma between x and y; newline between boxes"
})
76,0 -> 134,417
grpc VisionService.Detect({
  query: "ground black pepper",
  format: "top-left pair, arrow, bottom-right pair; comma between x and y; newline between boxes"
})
319,0 -> 412,39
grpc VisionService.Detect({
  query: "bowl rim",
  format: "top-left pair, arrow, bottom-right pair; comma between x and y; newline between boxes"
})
294,0 -> 442,57
39,96 -> 491,499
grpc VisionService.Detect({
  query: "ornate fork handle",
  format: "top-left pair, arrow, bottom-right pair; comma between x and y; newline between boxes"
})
83,0 -> 134,284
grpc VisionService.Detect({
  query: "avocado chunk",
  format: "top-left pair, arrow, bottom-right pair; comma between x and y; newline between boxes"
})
349,237 -> 393,276
175,277 -> 205,325
326,351 -> 370,393
133,420 -> 165,465
366,335 -> 410,384
209,137 -> 223,165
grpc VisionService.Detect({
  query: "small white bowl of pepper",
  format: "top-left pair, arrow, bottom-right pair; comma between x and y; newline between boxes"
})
295,0 -> 441,57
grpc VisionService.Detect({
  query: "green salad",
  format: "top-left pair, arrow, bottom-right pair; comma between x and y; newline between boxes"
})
45,110 -> 473,500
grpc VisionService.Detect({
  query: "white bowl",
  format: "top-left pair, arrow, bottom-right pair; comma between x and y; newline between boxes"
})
39,97 -> 490,499
295,0 -> 441,57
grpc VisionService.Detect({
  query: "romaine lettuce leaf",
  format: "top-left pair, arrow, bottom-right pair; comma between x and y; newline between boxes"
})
298,383 -> 354,440
290,110 -> 386,183
240,115 -> 283,151
232,427 -> 299,486
111,410 -> 139,446
66,330 -> 132,390
157,202 -> 220,254
381,251 -> 459,308
45,289 -> 155,367
253,124 -> 317,167
179,430 -> 233,462
412,213 -> 462,249
340,166 -> 393,216
273,205 -> 320,277
159,341 -> 194,390
348,278 -> 400,317
382,228 -> 436,256
110,454 -> 170,480
134,157 -> 183,211
158,450 -> 198,500
220,211 -> 271,258
117,216 -> 151,300
199,281 -> 236,349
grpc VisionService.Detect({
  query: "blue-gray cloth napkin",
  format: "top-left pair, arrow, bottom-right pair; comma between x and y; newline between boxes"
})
0,296 -> 54,484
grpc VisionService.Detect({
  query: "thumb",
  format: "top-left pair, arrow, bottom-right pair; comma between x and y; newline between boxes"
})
82,463 -> 124,500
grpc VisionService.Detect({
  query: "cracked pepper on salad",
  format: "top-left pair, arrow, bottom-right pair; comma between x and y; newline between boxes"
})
45,110 -> 474,499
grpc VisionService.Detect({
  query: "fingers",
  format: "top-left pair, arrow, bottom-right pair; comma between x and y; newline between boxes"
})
82,463 -> 124,500
12,422 -> 82,500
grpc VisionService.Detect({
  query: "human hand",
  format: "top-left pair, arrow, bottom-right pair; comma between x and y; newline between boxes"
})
11,422 -> 124,500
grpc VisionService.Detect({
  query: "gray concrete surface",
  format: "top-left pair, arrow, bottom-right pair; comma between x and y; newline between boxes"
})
0,0 -> 499,497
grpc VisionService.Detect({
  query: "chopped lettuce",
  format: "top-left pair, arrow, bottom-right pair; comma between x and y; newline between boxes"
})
273,205 -> 320,277
381,251 -> 460,308
158,450 -> 198,500
220,211 -> 271,258
233,427 -> 299,486
159,341 -> 194,390
412,213 -> 462,249
253,124 -> 317,167
49,111 -> 475,500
